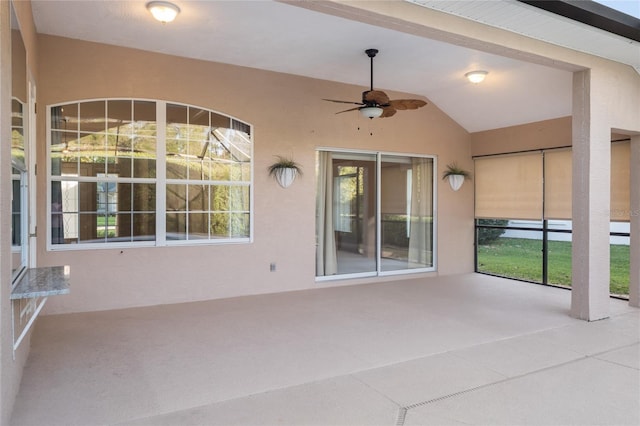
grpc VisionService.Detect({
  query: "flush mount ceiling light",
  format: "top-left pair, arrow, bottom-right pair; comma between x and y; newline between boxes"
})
359,106 -> 384,119
465,70 -> 488,84
146,1 -> 180,23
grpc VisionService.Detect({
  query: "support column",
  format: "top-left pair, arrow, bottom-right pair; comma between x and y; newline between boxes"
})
571,70 -> 611,321
629,135 -> 640,307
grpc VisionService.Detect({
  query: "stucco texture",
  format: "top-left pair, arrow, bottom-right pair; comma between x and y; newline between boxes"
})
36,35 -> 474,314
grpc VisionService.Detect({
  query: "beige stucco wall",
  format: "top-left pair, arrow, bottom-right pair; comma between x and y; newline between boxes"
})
470,116 -> 637,158
36,35 -> 474,315
470,117 -> 572,157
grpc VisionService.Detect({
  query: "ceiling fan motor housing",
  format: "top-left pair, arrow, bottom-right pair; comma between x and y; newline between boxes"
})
362,91 -> 381,106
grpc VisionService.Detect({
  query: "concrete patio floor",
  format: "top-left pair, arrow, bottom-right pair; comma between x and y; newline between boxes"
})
10,273 -> 640,425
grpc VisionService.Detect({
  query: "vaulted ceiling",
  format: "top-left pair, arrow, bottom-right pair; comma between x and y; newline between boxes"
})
30,0 -> 639,132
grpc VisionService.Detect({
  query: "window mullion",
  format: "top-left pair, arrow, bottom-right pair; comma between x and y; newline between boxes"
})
156,101 -> 167,245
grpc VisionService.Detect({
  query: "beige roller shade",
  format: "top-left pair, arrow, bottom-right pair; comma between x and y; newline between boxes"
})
544,149 -> 572,220
475,153 -> 543,220
611,141 -> 630,221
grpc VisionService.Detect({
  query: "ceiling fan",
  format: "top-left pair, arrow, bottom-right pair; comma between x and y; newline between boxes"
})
324,49 -> 427,119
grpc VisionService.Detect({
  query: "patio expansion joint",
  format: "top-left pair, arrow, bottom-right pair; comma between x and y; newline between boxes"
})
394,354 -> 596,426
589,341 -> 640,370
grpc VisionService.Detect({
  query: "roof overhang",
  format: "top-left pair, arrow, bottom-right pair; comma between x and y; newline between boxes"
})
407,0 -> 640,74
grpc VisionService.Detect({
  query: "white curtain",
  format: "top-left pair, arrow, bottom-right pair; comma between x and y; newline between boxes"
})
408,158 -> 433,266
316,151 -> 337,276
333,176 -> 352,233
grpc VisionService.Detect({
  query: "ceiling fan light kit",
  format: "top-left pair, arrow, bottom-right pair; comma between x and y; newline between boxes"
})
360,106 -> 383,119
324,49 -> 427,119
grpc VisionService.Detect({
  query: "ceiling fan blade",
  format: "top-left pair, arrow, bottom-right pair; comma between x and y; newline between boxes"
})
363,90 -> 390,106
380,106 -> 397,118
388,99 -> 427,110
323,98 -> 363,105
335,106 -> 362,114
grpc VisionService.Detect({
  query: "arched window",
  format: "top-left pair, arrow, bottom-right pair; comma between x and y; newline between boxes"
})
48,99 -> 252,248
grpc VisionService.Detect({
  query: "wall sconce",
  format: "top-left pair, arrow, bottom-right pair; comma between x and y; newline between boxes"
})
146,1 -> 180,23
465,70 -> 488,84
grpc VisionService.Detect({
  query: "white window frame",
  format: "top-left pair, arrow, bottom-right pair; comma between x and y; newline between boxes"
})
46,98 -> 254,251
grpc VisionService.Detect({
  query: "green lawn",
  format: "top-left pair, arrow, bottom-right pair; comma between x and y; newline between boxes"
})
96,216 -> 116,227
477,237 -> 629,296
96,215 -> 117,238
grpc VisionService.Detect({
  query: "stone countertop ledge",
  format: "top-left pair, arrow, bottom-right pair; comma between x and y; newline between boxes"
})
11,266 -> 71,299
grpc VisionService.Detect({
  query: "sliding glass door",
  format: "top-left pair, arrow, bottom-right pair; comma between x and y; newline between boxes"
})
316,152 -> 377,276
380,155 -> 434,272
316,150 -> 435,279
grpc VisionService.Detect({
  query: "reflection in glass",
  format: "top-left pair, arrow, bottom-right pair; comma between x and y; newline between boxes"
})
79,100 -> 106,133
167,184 -> 186,212
188,184 -> 210,212
51,176 -> 159,244
51,103 -> 78,131
132,183 -> 156,212
166,213 -> 186,240
329,153 -> 377,276
211,185 -> 229,211
230,213 -> 250,238
132,213 -> 155,240
134,101 -> 156,132
11,3 -> 28,280
12,168 -> 26,278
210,212 -> 249,238
50,99 -> 252,246
11,100 -> 24,163
188,212 -> 209,239
107,100 -> 131,128
166,104 -> 251,182
52,100 -> 161,244
380,156 -> 434,272
229,186 -> 250,211
164,104 -> 251,241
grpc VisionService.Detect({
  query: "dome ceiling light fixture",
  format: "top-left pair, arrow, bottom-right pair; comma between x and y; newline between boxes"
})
146,1 -> 180,23
465,70 -> 488,84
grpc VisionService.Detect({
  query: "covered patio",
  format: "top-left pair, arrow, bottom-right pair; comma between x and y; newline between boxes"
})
11,274 -> 639,425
